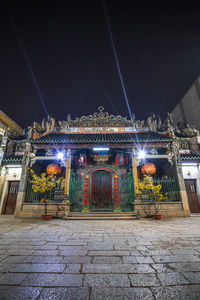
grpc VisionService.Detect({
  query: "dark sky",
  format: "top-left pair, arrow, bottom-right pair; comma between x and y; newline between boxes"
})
1,0 -> 200,128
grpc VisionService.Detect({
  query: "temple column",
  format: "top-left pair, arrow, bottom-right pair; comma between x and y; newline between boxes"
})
82,174 -> 89,212
176,163 -> 190,213
132,157 -> 139,195
61,150 -> 72,219
14,142 -> 31,218
132,156 -> 141,214
114,174 -> 121,212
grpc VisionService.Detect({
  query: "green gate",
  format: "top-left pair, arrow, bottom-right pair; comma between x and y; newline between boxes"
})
118,170 -> 135,211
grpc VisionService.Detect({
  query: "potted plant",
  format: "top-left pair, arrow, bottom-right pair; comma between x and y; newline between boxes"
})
138,175 -> 168,219
29,169 -> 62,220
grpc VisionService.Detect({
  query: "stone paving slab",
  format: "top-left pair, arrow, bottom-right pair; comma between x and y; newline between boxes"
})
11,263 -> 66,273
152,286 -> 200,300
84,274 -> 130,287
0,216 -> 200,299
0,286 -> 42,300
38,287 -> 89,300
82,263 -> 136,273
90,287 -> 154,300
92,256 -> 122,264
21,273 -> 83,287
157,272 -> 189,285
129,273 -> 160,287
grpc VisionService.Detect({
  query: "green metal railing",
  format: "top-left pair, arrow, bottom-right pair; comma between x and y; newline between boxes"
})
24,181 -> 64,203
24,176 -> 180,205
137,177 -> 180,202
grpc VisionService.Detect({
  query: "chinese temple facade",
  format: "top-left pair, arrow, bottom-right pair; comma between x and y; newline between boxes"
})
1,107 -> 200,218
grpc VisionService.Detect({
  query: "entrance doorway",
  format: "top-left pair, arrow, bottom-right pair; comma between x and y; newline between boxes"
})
4,181 -> 19,214
185,179 -> 200,213
91,170 -> 112,210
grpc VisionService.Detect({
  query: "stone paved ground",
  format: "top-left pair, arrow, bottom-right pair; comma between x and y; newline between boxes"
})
0,216 -> 200,300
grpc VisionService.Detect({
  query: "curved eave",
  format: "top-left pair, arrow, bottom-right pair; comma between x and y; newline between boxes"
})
29,135 -> 172,145
181,154 -> 200,161
3,157 -> 23,164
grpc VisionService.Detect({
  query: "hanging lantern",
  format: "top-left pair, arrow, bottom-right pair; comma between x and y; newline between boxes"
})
46,164 -> 61,176
141,163 -> 156,176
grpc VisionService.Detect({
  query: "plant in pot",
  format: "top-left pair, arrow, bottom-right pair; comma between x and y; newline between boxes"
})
29,169 -> 62,220
138,175 -> 168,219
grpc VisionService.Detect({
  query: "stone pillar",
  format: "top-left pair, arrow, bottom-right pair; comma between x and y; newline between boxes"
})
14,143 -> 31,218
176,163 -> 190,213
82,175 -> 89,212
114,174 -> 121,212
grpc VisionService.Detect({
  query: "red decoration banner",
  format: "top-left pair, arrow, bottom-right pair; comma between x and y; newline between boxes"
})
122,168 -> 124,178
85,155 -> 87,167
83,176 -> 89,208
126,156 -> 128,165
114,176 -> 120,207
115,155 -> 118,167
79,154 -> 81,166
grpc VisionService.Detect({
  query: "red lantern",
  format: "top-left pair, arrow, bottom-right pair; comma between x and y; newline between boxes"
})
46,164 -> 61,176
141,163 -> 156,176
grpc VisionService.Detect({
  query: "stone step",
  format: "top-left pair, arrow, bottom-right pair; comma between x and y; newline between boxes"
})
68,212 -> 136,214
67,217 -> 138,220
67,212 -> 139,220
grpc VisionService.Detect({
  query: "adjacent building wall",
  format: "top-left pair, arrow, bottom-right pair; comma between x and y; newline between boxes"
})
182,163 -> 200,207
172,76 -> 200,129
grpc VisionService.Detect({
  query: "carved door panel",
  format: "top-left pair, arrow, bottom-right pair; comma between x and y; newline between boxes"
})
4,181 -> 19,215
91,171 -> 112,210
185,179 -> 200,213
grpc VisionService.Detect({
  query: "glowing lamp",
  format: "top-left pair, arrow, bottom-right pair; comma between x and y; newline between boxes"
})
93,147 -> 109,151
46,164 -> 61,176
137,150 -> 146,159
141,163 -> 156,176
57,152 -> 64,160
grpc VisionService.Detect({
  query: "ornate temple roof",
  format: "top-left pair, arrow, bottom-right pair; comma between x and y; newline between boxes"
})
30,132 -> 172,145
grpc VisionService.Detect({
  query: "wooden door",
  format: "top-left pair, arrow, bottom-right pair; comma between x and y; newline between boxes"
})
185,179 -> 200,213
4,181 -> 19,214
91,171 -> 112,210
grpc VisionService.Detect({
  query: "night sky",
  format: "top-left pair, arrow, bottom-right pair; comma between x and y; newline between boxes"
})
1,0 -> 200,128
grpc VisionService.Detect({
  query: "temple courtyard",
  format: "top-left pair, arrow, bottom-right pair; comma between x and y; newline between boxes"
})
0,216 -> 200,299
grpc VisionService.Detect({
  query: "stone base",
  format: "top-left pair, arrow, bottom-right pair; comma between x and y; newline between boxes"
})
14,202 -> 70,219
134,201 -> 191,218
